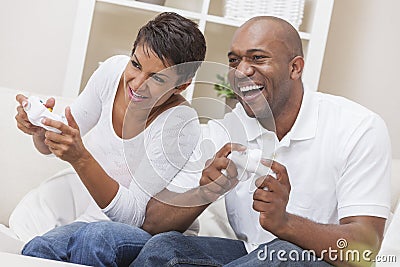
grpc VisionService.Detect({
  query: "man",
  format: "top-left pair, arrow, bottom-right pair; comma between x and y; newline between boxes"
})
134,16 -> 391,266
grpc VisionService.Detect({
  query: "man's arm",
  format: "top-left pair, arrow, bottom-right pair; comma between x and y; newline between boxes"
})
142,143 -> 243,235
253,160 -> 385,266
142,188 -> 208,235
279,214 -> 384,266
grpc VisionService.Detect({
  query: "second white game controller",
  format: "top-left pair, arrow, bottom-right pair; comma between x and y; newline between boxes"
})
24,96 -> 67,134
227,148 -> 276,182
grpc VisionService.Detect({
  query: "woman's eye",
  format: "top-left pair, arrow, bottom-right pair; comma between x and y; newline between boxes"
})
131,60 -> 140,69
151,75 -> 165,83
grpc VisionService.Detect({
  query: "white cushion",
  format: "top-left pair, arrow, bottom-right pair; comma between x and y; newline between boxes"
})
8,168 -> 108,243
0,225 -> 24,254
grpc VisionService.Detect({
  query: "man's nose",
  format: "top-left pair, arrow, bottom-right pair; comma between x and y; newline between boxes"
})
235,60 -> 254,78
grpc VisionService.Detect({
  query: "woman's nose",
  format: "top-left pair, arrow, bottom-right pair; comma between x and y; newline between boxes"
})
129,74 -> 148,92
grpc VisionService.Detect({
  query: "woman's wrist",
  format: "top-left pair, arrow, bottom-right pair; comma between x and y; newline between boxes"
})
71,150 -> 93,170
32,131 -> 51,154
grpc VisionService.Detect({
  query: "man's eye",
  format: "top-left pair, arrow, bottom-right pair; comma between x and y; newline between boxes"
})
228,58 -> 240,67
151,75 -> 165,83
131,60 -> 140,69
228,58 -> 238,63
253,55 -> 266,61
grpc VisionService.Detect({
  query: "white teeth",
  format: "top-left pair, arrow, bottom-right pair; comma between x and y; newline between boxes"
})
131,89 -> 147,99
239,85 -> 263,93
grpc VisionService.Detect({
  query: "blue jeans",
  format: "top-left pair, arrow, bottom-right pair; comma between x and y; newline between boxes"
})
132,231 -> 332,266
22,221 -> 152,267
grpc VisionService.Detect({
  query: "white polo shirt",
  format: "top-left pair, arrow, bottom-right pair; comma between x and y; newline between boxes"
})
168,89 -> 392,252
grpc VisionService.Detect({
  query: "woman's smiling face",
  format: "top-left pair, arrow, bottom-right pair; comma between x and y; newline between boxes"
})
123,44 -> 180,110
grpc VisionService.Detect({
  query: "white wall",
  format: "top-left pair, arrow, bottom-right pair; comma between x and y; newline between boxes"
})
0,0 -> 79,96
1,0 -> 397,157
319,0 -> 400,158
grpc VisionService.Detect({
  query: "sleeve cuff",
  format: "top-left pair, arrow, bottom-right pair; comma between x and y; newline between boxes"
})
338,204 -> 390,220
166,170 -> 200,193
102,184 -> 122,213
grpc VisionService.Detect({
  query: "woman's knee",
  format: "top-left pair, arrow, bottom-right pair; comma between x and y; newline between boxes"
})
22,236 -> 49,256
22,222 -> 88,258
70,221 -> 151,248
22,235 -> 67,261
69,221 -> 114,245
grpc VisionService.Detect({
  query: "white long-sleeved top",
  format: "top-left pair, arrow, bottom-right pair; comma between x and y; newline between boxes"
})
68,55 -> 200,226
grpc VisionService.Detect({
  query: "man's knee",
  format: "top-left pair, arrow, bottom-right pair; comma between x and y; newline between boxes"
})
148,231 -> 183,245
132,231 -> 185,267
266,239 -> 304,252
138,231 -> 184,257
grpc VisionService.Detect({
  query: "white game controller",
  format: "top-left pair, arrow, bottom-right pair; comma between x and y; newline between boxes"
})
24,96 -> 67,134
226,148 -> 276,182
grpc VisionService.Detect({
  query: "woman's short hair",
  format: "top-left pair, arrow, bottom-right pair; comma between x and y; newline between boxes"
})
133,12 -> 207,85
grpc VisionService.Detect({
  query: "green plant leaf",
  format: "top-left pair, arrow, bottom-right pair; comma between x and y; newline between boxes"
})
213,73 -> 235,99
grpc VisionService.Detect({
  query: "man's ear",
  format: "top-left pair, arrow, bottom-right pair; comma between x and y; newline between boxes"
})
290,56 -> 304,80
173,79 -> 192,95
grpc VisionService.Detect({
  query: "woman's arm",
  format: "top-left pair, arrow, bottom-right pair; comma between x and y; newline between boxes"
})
42,107 -> 120,208
103,106 -> 202,226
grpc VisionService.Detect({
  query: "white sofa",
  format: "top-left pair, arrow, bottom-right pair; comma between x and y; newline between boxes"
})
0,87 -> 399,264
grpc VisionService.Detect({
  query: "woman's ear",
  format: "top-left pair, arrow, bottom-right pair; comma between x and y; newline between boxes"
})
290,56 -> 304,80
173,79 -> 192,95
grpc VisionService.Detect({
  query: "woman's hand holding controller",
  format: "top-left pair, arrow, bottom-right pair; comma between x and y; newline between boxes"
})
15,94 -> 55,136
41,107 -> 90,165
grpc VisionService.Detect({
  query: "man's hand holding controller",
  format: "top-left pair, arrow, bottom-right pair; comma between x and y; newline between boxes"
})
198,143 -> 246,203
228,147 -> 292,234
226,148 -> 277,190
22,96 -> 67,134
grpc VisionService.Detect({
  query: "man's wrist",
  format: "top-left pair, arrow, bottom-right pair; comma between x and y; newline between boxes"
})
275,213 -> 295,239
196,186 -> 220,204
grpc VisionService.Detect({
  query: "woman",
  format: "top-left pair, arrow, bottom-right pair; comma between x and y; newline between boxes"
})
15,12 -> 206,266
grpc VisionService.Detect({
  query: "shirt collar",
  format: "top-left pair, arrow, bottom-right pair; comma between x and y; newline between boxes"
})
231,104 -> 272,142
289,88 -> 319,141
230,87 -> 319,142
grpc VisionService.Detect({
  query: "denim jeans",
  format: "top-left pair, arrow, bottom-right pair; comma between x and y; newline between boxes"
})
22,221 -> 152,267
132,231 -> 332,266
